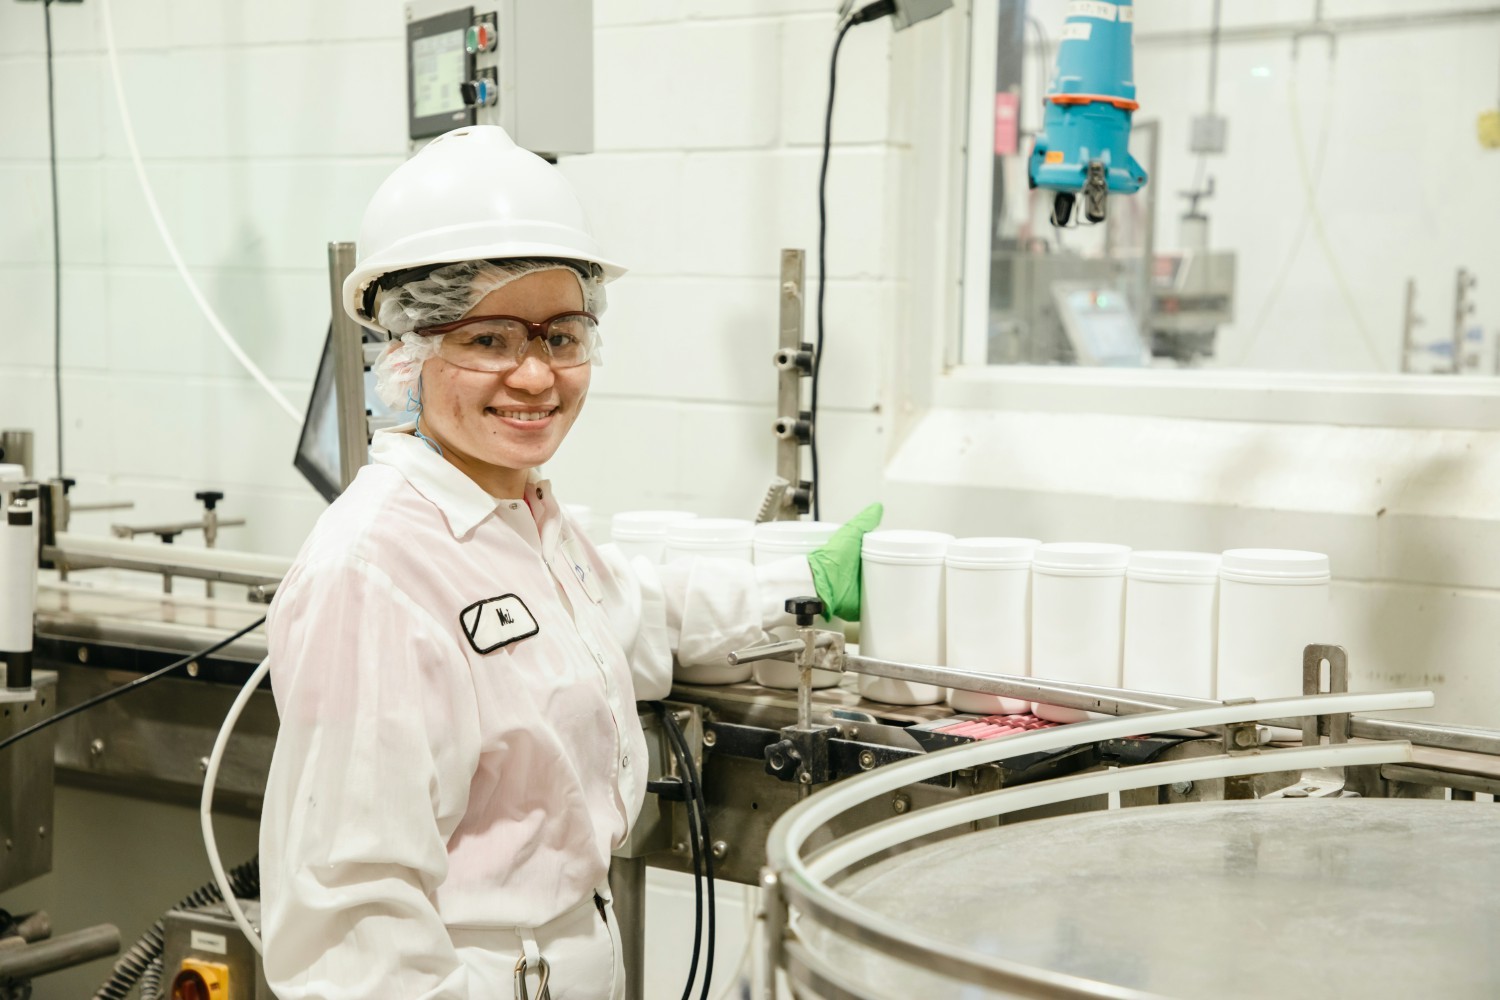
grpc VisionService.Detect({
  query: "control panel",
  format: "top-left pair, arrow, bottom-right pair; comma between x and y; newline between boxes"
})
404,0 -> 594,158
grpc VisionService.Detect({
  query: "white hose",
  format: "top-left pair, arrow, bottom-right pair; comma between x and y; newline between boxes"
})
201,656 -> 271,954
98,0 -> 303,425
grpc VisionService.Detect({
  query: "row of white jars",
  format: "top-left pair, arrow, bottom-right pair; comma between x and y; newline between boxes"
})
605,512 -> 1332,713
856,532 -> 1331,713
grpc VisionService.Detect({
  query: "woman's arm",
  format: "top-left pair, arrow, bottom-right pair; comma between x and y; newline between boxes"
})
595,543 -> 815,699
259,556 -> 482,1000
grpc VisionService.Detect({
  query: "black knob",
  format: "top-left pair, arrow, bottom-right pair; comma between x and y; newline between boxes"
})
195,490 -> 224,511
764,738 -> 801,779
784,596 -> 824,627
16,486 -> 38,501
459,80 -> 479,106
59,477 -> 76,494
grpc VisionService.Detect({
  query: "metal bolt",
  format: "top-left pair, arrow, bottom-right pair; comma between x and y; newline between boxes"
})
673,841 -> 687,855
89,738 -> 104,757
848,727 -> 860,740
1170,781 -> 1194,796
858,749 -> 876,770
892,794 -> 910,814
77,646 -> 89,664
199,757 -> 210,773
186,661 -> 200,678
1234,728 -> 1256,748
798,771 -> 812,785
768,749 -> 787,771
711,841 -> 728,860
37,826 -> 46,839
5,838 -> 12,851
703,729 -> 717,747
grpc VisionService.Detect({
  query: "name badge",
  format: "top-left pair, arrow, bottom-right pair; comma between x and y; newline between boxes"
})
459,594 -> 539,654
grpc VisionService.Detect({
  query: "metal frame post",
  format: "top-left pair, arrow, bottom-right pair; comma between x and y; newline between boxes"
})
327,242 -> 369,492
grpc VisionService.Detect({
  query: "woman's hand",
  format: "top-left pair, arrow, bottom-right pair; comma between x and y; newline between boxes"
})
806,502 -> 884,621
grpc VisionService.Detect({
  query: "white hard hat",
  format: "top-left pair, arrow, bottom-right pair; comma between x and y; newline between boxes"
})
343,126 -> 626,333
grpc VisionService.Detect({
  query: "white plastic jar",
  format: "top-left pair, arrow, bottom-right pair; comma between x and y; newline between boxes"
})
753,521 -> 841,690
664,518 -> 755,564
1216,548 -> 1331,701
1122,551 -> 1220,700
665,518 -> 757,686
610,510 -> 697,564
1030,542 -> 1131,724
859,529 -> 954,706
945,537 -> 1040,715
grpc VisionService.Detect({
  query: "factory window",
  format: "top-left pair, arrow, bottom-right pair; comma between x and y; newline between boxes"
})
960,0 -> 1500,377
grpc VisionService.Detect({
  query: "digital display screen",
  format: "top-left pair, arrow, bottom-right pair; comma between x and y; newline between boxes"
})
411,29 -> 467,120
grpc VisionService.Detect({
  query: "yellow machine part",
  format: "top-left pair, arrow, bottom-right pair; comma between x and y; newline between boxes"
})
171,959 -> 232,999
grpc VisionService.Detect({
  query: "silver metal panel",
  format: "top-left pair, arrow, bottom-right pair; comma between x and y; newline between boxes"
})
48,664 -> 275,816
0,669 -> 57,892
810,799 -> 1500,999
161,901 -> 271,999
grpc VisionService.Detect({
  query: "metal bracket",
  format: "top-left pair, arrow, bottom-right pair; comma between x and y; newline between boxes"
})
764,723 -> 838,787
1301,644 -> 1350,747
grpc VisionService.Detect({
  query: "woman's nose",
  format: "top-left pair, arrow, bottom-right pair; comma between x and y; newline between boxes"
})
504,352 -> 556,393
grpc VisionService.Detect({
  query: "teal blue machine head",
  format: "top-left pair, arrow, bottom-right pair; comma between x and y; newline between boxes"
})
1027,0 -> 1147,226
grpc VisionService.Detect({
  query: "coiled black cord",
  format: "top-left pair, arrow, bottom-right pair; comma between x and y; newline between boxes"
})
92,857 -> 260,1000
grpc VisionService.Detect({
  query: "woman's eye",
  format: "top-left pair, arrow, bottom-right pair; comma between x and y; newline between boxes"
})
547,334 -> 579,349
472,334 -> 497,348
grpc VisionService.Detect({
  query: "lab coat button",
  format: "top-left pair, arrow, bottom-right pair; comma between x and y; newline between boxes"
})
622,755 -> 630,768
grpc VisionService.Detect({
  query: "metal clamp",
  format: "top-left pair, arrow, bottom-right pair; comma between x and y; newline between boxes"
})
513,955 -> 551,1000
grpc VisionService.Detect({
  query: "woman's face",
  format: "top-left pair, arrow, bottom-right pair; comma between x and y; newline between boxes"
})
417,268 -> 590,496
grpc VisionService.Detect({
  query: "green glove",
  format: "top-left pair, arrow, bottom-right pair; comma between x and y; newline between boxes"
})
806,502 -> 884,622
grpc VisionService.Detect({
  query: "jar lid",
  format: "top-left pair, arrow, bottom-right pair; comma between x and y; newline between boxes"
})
946,537 -> 1040,567
666,517 -> 755,545
610,510 -> 696,540
1033,542 -> 1131,571
1128,550 -> 1221,581
862,529 -> 954,561
1221,548 -> 1330,581
754,520 -> 838,549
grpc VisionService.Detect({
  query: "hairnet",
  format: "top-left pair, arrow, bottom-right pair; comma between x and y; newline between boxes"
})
370,259 -> 606,411
374,258 -> 606,336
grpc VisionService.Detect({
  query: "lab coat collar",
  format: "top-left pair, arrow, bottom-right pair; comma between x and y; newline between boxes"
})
371,426 -> 557,546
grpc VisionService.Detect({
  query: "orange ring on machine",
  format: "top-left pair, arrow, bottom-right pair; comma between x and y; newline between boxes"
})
1047,93 -> 1140,111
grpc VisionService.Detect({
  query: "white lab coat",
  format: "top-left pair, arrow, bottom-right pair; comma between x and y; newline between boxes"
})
259,427 -> 811,999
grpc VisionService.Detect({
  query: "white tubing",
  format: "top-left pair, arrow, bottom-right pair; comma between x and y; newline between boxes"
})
98,0 -> 302,425
201,656 -> 271,954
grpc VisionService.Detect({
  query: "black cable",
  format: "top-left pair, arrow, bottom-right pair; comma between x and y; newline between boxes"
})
0,616 -> 266,754
655,704 -> 705,1000
668,709 -> 716,1000
812,17 -> 857,523
42,0 -> 64,478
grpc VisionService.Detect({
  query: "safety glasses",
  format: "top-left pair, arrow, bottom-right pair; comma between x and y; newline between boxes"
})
418,311 -> 600,372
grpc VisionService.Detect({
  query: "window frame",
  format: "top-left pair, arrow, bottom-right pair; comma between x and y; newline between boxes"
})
938,0 -> 1500,434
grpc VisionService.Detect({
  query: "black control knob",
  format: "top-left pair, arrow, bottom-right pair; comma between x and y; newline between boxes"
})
784,596 -> 824,627
59,477 -> 76,494
195,490 -> 224,511
764,738 -> 802,779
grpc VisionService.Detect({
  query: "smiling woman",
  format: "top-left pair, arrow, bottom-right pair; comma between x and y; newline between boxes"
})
255,125 -> 876,1000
